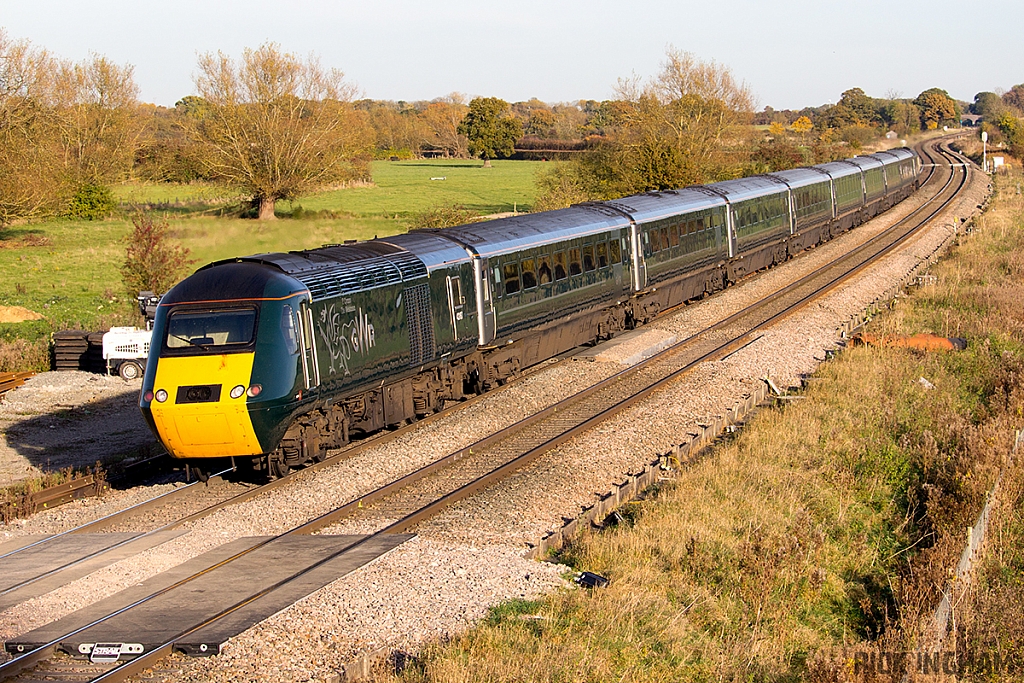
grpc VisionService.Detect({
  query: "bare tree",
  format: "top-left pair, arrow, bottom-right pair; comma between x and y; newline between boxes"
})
188,43 -> 373,219
535,48 -> 755,208
422,93 -> 469,157
52,54 -> 144,185
0,31 -> 141,223
0,30 -> 61,223
610,47 -> 755,191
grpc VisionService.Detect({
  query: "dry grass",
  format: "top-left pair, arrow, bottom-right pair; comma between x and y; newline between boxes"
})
385,348 -> 1011,682
952,449 -> 1024,677
0,336 -> 50,372
0,466 -> 101,523
379,169 -> 1024,682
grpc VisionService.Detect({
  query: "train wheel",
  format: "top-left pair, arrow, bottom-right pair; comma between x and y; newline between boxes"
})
267,455 -> 291,480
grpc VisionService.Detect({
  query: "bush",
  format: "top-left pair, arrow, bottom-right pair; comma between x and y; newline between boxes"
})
412,204 -> 477,229
0,337 -> 49,373
533,162 -> 599,211
120,211 -> 196,297
838,124 -> 878,151
63,184 -> 118,221
748,138 -> 808,173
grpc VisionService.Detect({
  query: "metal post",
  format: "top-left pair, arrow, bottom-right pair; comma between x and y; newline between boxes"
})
982,131 -> 988,172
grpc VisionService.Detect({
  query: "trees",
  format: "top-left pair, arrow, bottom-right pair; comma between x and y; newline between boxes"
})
880,99 -> 920,136
602,48 -> 753,192
457,97 -> 522,164
914,88 -> 958,129
972,91 -> 1005,120
360,101 -> 431,158
829,88 -> 882,127
1003,84 -> 1024,114
791,116 -> 813,135
54,55 -> 144,187
0,30 -> 61,224
0,31 -> 141,224
997,111 -> 1024,157
186,43 -> 373,219
534,49 -> 753,209
421,94 -> 469,157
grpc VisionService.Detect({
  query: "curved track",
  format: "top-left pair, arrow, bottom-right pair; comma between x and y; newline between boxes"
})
0,135 -> 973,683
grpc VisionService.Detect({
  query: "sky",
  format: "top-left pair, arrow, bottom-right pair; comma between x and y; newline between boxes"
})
1,0 -> 1020,111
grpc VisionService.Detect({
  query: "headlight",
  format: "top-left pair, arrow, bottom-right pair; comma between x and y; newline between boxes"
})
230,385 -> 245,399
154,389 -> 168,403
144,390 -> 153,402
246,384 -> 263,397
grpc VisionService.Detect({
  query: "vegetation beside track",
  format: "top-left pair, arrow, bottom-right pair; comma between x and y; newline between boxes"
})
0,159 -> 541,372
379,168 -> 1023,681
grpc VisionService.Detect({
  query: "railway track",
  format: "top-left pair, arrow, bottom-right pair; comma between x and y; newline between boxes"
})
0,137 -> 970,682
288,137 -> 970,539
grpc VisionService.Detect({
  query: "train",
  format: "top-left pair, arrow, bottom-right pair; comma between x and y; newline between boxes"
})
140,148 -> 920,478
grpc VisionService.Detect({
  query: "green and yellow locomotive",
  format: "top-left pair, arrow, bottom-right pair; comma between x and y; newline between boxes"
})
141,235 -> 481,478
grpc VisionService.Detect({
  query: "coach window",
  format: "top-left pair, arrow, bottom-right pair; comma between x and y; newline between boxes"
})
612,238 -> 623,264
537,254 -> 552,284
596,242 -> 608,268
492,266 -> 502,298
503,262 -> 520,295
568,248 -> 583,276
553,251 -> 567,280
582,245 -> 595,272
660,227 -> 671,251
521,258 -> 537,290
669,225 -> 680,247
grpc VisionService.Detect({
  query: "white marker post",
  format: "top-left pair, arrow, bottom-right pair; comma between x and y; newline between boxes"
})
982,131 -> 988,172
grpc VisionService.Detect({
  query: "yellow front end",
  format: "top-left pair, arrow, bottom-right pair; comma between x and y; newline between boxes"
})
149,353 -> 263,458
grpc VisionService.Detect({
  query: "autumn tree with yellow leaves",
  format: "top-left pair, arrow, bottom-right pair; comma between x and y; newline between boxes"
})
185,43 -> 374,219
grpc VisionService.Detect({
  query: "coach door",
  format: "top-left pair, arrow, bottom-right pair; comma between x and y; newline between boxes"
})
629,222 -> 647,291
725,204 -> 737,258
474,257 -> 496,345
298,301 -> 320,390
446,275 -> 465,340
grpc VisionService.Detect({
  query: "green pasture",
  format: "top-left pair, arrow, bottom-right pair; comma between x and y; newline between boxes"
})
112,159 -> 543,218
0,159 -> 545,355
281,159 -> 542,217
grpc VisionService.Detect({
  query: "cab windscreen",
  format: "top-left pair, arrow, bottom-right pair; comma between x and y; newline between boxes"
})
165,308 -> 257,351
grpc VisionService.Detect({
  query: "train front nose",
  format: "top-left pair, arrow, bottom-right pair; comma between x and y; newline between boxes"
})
146,354 -> 264,458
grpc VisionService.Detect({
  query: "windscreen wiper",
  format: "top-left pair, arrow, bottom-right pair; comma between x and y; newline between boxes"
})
169,333 -> 212,351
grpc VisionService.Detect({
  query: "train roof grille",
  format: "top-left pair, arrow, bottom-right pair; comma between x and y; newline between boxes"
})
242,249 -> 427,301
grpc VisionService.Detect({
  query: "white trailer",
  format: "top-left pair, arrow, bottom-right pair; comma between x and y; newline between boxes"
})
102,326 -> 151,380
101,292 -> 161,380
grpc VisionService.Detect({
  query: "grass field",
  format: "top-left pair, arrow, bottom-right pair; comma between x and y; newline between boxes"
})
280,159 -> 542,217
0,159 -> 545,370
112,159 -> 543,218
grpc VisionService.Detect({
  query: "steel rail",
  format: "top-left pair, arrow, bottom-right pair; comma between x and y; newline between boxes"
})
70,141 -> 972,683
281,137 -> 971,538
0,137 -> 969,683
